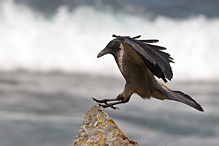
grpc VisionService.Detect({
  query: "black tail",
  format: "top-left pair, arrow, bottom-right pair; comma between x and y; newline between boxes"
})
172,91 -> 204,112
156,89 -> 204,112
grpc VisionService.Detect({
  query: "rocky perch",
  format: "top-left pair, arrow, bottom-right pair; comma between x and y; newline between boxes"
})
74,105 -> 139,146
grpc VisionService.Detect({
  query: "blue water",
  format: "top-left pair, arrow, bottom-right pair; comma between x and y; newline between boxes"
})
0,73 -> 218,146
13,0 -> 219,18
0,1 -> 219,146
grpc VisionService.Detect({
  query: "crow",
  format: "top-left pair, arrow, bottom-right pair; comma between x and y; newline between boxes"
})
92,34 -> 204,112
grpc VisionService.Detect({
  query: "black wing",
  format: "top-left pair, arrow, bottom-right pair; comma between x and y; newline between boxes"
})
113,34 -> 174,82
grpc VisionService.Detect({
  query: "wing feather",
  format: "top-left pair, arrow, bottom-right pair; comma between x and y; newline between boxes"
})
114,35 -> 174,82
140,39 -> 159,43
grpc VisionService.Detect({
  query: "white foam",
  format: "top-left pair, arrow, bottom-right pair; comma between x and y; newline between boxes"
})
0,2 -> 219,80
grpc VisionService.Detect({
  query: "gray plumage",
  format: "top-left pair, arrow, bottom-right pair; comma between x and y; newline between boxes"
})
93,34 -> 203,112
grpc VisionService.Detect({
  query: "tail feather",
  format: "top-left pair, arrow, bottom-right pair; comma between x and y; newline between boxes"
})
172,91 -> 204,112
156,89 -> 204,112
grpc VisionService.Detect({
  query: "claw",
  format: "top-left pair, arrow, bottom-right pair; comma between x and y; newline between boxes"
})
92,97 -> 120,110
98,103 -> 119,110
92,97 -> 100,102
92,97 -> 107,104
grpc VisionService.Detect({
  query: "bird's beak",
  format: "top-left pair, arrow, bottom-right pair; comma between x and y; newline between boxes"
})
97,47 -> 110,58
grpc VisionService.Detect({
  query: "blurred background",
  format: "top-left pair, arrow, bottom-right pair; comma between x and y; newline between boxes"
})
0,0 -> 219,146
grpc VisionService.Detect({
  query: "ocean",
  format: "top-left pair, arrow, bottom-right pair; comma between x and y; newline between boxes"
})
0,1 -> 219,146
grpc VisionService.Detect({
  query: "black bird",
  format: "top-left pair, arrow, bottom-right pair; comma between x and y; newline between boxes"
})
92,34 -> 204,112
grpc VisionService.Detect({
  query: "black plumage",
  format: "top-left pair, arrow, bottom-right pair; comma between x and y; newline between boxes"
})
116,35 -> 174,82
93,34 -> 203,112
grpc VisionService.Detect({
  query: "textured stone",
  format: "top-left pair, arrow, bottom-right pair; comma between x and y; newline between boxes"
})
74,105 -> 139,146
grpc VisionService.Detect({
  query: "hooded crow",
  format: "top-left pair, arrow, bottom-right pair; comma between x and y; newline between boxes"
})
92,34 -> 204,112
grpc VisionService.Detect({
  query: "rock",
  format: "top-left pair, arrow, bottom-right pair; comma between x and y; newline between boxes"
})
74,105 -> 139,146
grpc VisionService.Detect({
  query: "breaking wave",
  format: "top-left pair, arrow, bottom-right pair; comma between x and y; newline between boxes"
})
1,2 -> 219,80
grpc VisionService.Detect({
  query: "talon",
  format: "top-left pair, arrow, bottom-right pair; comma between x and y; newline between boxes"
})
98,103 -> 119,110
91,97 -> 120,110
98,104 -> 104,108
92,97 -> 99,102
114,106 -> 119,110
92,97 -> 97,102
109,104 -> 119,110
92,97 -> 107,104
97,103 -> 107,109
108,104 -> 119,110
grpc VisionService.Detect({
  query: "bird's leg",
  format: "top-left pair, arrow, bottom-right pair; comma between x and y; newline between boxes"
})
92,95 -> 130,110
92,97 -> 119,104
97,100 -> 128,110
92,97 -> 121,110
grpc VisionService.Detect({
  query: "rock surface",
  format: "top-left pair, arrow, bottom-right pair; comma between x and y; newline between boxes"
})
74,105 -> 139,146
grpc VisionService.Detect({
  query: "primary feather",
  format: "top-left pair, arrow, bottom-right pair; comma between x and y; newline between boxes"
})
114,35 -> 173,82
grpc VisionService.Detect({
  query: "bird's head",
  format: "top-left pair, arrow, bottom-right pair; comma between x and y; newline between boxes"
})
97,39 -> 121,58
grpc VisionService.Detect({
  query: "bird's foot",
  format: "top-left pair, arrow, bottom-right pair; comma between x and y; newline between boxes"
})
92,97 -> 120,110
92,97 -> 108,104
98,103 -> 119,110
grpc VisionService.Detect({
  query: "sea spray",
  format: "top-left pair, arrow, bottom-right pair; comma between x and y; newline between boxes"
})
0,2 -> 219,80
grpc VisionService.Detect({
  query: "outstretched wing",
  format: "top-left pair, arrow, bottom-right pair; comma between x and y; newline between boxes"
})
113,35 -> 174,82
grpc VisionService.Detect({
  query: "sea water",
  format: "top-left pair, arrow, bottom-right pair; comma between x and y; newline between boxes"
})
0,72 -> 218,146
0,1 -> 219,146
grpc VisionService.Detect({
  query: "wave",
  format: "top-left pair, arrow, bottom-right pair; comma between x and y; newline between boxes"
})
0,2 -> 219,80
